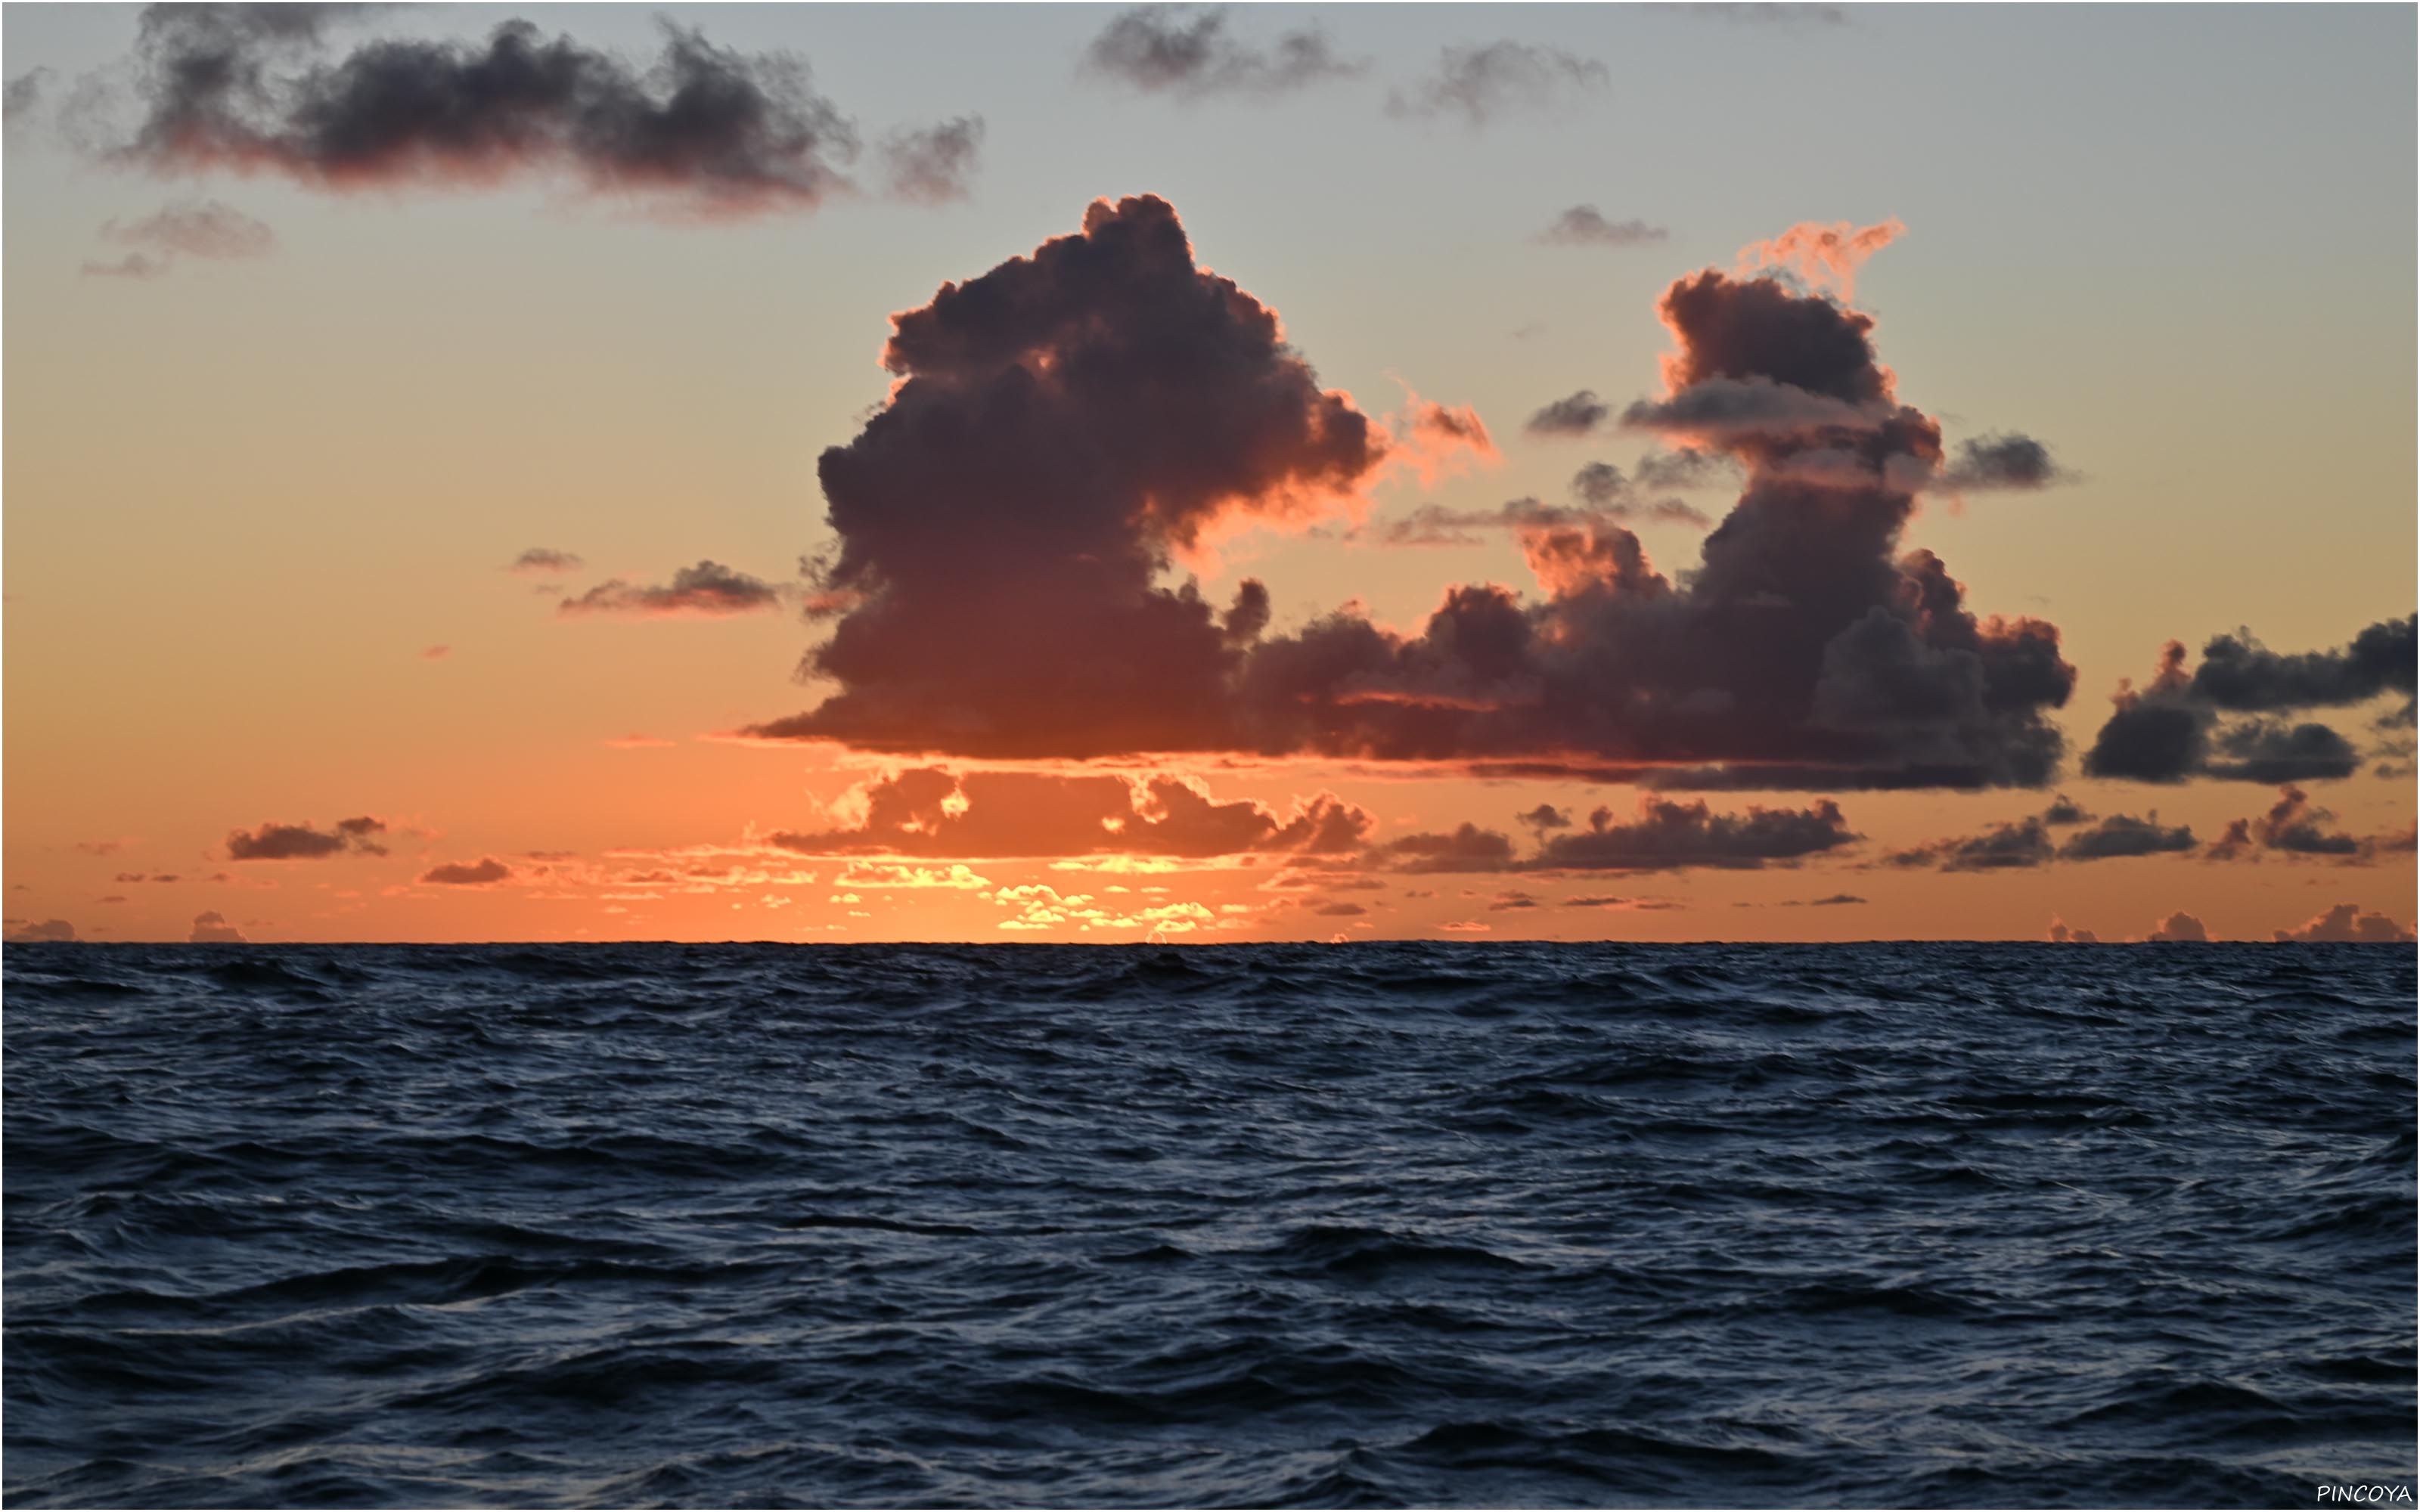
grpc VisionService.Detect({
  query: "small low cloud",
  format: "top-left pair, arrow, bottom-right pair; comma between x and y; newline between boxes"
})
1385,41 -> 1607,128
878,116 -> 985,203
189,909 -> 247,943
1081,6 -> 1364,98
2274,903 -> 2416,944
559,561 -> 783,618
226,816 -> 388,861
510,548 -> 583,575
420,857 -> 512,886
1525,389 -> 1610,438
6,919 -> 77,943
1534,206 -> 1668,248
2145,909 -> 2211,943
1935,432 -> 2071,492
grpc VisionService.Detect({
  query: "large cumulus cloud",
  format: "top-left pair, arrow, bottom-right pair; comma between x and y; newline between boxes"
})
749,200 -> 2075,790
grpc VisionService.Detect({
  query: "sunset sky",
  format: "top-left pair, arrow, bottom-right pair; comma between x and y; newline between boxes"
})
5,2 -> 2413,945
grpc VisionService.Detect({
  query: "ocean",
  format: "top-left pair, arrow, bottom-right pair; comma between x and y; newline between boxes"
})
4,942 -> 2413,1507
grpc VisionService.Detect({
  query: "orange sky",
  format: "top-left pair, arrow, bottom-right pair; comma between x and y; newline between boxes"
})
5,5 -> 2412,947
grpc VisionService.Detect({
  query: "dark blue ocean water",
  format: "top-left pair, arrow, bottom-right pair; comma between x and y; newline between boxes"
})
4,942 -> 2414,1507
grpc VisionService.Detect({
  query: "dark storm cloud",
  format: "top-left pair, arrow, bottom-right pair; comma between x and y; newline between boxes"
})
1080,6 -> 1363,98
2083,621 -> 2411,783
509,547 -> 582,574
765,767 -> 1371,860
1934,432 -> 2067,491
559,560 -> 783,617
1385,41 -> 1607,127
1525,389 -> 1610,438
225,816 -> 387,860
746,200 -> 2075,791
2274,903 -> 2416,944
877,116 -> 982,203
1534,206 -> 1668,248
111,8 -> 967,215
2041,793 -> 2089,825
420,857 -> 512,885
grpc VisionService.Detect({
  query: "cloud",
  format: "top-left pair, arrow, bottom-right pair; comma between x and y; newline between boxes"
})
6,919 -> 77,943
2204,785 -> 2412,863
1934,432 -> 2068,492
509,547 -> 583,574
1534,206 -> 1668,248
1375,823 -> 1518,873
225,816 -> 388,860
2046,916 -> 2100,943
5,67 -> 50,126
877,116 -> 982,203
188,909 -> 247,943
742,195 -> 1392,758
1885,815 -> 2052,871
82,252 -> 171,279
420,857 -> 511,885
1806,893 -> 1865,906
765,767 -> 1370,860
1378,797 -> 1854,874
2055,811 -> 2196,860
1685,3 -> 1848,21
1735,218 -> 1904,302
1528,797 -> 1855,871
559,560 -> 783,617
746,202 -> 2074,791
1385,41 -> 1607,127
420,644 -> 450,660
1564,466 -> 1711,528
1525,389 -> 1610,438
2085,619 -> 2414,783
2192,618 -> 2417,712
1888,798 -> 2195,869
1313,901 -> 1367,917
2144,909 -> 2211,943
2273,903 -> 2417,944
1081,7 -> 1363,98
101,197 -> 275,259
108,10 -> 948,217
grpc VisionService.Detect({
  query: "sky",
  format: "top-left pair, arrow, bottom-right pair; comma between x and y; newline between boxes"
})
3,2 -> 2414,947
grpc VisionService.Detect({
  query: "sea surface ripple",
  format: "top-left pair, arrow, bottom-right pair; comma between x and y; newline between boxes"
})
5,941 -> 2415,1507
